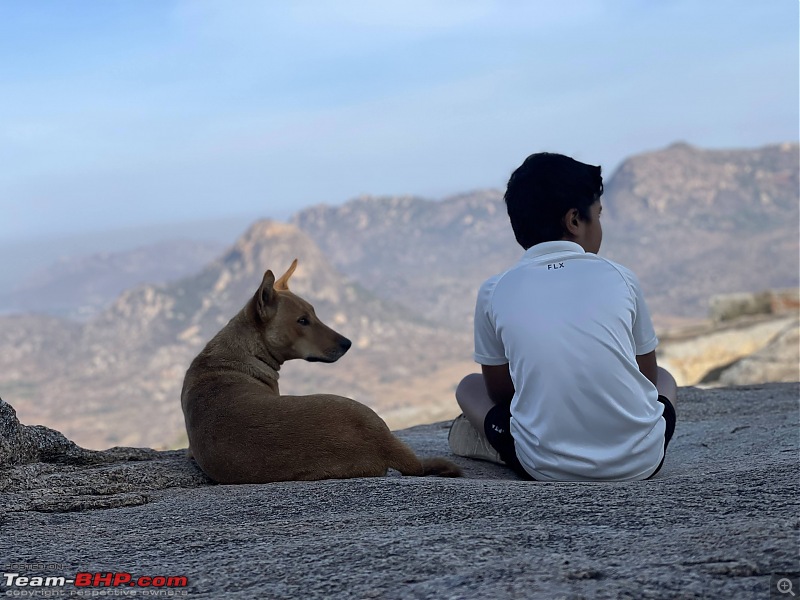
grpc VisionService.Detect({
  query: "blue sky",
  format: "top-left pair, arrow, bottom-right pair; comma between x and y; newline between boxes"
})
1,0 -> 797,242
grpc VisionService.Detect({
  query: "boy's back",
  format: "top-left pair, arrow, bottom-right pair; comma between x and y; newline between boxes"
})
475,240 -> 664,481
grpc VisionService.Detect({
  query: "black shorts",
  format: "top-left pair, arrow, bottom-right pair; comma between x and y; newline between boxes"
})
483,395 -> 677,481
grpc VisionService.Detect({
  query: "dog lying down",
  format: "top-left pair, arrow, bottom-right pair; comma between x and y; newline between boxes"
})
181,259 -> 462,483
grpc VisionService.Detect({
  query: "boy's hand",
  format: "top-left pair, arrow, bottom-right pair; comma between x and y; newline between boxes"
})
636,351 -> 659,388
481,363 -> 515,406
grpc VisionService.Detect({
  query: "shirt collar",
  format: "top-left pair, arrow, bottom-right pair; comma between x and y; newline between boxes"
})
522,240 -> 585,261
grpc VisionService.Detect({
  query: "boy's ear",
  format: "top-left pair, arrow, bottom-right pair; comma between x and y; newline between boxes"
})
274,258 -> 298,291
256,270 -> 277,321
563,208 -> 581,237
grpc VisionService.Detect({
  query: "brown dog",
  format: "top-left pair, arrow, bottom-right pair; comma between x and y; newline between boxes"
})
181,259 -> 462,483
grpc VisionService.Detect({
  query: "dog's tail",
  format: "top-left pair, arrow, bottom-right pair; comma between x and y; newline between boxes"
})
421,457 -> 462,478
387,437 -> 462,477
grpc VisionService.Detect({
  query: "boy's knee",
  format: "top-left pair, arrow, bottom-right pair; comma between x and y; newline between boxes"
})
656,366 -> 677,387
656,367 -> 678,405
455,373 -> 484,404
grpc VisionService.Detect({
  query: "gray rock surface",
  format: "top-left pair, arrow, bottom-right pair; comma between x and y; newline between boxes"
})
1,384 -> 798,599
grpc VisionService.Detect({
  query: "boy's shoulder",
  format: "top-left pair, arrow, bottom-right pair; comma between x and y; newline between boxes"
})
496,250 -> 641,280
590,253 -> 633,272
590,255 -> 643,292
480,252 -> 644,302
476,271 -> 506,308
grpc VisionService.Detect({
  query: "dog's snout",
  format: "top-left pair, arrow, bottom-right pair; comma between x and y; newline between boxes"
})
339,337 -> 352,352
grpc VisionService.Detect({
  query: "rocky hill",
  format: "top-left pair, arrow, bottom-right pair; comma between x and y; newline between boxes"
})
0,142 -> 797,450
292,190 -> 515,330
294,142 -> 799,325
600,142 -> 799,318
658,314 -> 799,386
603,142 -> 798,226
1,383 -> 797,598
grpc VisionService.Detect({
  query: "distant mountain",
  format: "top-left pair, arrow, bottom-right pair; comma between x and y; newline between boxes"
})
603,141 -> 798,227
294,142 -> 799,324
599,142 -> 799,318
0,240 -> 227,320
292,190 -> 519,330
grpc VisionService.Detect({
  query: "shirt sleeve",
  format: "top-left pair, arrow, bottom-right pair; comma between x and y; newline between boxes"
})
628,270 -> 659,355
473,276 -> 508,365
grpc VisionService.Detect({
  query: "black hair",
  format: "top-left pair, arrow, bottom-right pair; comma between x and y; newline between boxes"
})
504,152 -> 603,249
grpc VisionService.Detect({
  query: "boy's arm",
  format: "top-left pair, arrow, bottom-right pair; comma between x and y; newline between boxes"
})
481,363 -> 515,406
636,351 -> 658,389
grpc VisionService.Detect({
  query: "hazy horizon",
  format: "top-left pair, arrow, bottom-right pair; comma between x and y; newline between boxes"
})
1,1 -> 797,244
2,138 -> 796,244
2,138 -> 797,290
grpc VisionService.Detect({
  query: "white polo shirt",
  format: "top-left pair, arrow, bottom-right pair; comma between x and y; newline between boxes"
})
474,241 -> 665,481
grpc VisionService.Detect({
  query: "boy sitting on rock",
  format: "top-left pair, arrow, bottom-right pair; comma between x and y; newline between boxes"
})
449,152 -> 677,481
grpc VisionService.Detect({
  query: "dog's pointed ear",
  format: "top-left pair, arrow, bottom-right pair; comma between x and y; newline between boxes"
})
256,269 -> 277,321
274,258 -> 298,291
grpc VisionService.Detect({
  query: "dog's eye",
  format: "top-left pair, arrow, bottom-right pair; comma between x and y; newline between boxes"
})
297,317 -> 310,326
